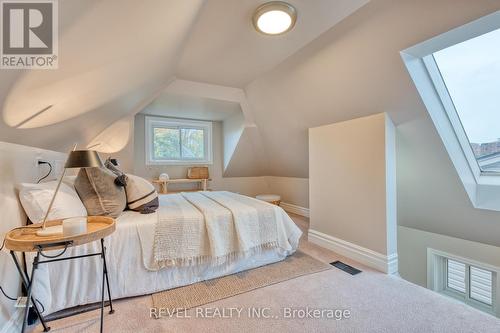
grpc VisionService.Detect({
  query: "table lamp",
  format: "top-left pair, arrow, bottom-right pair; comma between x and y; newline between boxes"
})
37,149 -> 103,236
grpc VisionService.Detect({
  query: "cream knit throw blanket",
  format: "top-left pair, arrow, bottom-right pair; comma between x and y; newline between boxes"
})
153,191 -> 278,268
152,193 -> 210,268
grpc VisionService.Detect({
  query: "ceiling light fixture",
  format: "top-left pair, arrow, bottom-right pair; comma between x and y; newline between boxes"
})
253,1 -> 297,35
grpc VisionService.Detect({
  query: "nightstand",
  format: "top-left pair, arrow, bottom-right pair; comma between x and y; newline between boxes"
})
4,216 -> 116,333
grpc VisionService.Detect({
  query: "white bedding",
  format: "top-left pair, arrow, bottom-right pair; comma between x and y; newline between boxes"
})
29,194 -> 302,315
142,192 -> 295,270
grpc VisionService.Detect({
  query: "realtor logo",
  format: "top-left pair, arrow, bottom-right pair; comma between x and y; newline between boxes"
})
1,0 -> 58,69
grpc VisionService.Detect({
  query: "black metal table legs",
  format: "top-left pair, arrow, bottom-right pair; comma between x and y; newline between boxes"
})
10,238 -> 114,333
10,251 -> 50,332
100,238 -> 114,333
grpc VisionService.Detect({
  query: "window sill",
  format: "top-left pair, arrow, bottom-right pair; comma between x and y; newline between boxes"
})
440,289 -> 494,316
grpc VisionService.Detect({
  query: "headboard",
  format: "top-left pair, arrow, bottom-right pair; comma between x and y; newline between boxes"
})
0,141 -> 66,329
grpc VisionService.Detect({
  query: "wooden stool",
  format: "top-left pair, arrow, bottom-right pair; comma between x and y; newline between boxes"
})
256,194 -> 281,206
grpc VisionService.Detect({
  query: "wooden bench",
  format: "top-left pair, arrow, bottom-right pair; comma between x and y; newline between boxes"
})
152,178 -> 209,194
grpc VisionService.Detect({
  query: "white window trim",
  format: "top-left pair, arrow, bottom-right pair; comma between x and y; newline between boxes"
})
145,116 -> 213,166
427,248 -> 499,317
401,10 -> 500,211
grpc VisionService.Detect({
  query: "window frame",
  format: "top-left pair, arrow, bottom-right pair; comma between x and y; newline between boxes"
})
422,56 -> 485,183
401,11 -> 500,211
427,249 -> 499,316
145,116 -> 213,166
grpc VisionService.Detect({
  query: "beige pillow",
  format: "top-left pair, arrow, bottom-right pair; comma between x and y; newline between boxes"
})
74,168 -> 126,218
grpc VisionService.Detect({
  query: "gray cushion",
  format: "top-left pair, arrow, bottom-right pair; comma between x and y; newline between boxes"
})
104,158 -> 128,187
74,167 -> 126,218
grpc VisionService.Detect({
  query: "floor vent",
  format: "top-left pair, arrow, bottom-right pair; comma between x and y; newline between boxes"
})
330,261 -> 362,275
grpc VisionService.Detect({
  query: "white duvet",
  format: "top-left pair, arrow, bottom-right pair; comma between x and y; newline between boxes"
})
29,193 -> 302,315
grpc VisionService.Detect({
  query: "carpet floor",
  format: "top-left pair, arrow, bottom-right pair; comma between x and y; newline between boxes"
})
33,214 -> 500,333
152,251 -> 330,314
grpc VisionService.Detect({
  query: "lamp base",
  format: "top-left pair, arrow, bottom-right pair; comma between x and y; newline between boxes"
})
36,225 -> 63,237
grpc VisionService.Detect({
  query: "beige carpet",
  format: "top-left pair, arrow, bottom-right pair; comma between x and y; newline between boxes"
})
152,251 -> 331,317
33,214 -> 500,333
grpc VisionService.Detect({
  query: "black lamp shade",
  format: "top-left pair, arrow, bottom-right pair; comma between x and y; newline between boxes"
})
65,150 -> 103,169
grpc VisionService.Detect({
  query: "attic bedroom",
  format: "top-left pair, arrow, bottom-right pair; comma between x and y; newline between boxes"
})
1,0 -> 500,332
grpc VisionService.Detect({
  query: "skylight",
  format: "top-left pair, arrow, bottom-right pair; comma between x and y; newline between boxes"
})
401,11 -> 500,211
433,28 -> 500,173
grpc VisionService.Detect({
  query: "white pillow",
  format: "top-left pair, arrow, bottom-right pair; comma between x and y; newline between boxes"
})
18,181 -> 88,223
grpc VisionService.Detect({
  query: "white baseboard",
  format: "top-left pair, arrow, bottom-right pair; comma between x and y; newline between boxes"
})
308,229 -> 398,274
280,202 -> 309,218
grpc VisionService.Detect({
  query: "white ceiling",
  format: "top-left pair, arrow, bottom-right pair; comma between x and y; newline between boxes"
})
0,0 -> 203,150
244,0 -> 500,177
176,0 -> 369,87
1,0 -> 500,183
141,93 -> 241,121
0,0 -> 368,152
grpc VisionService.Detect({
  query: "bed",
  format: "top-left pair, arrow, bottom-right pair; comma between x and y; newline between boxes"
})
28,191 -> 302,315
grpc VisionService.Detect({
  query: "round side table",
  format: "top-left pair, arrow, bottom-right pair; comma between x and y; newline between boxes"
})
4,216 -> 116,333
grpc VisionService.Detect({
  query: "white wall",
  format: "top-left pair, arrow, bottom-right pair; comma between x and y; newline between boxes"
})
88,116 -> 136,173
240,0 -> 500,248
100,0 -> 500,248
132,114 -> 270,196
265,176 -> 309,209
0,142 -> 66,330
245,0 -> 500,178
222,112 -> 245,171
104,113 -> 308,207
397,116 -> 500,247
308,113 -> 397,272
398,226 -> 500,288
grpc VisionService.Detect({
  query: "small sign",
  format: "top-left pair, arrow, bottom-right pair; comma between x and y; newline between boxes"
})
1,0 -> 58,69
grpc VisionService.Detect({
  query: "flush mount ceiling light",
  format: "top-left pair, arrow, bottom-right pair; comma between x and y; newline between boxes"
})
253,1 -> 297,35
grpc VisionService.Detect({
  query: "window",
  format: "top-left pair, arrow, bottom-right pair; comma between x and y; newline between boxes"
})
428,249 -> 498,316
445,259 -> 494,306
145,117 -> 212,165
401,11 -> 500,211
446,259 -> 466,293
433,28 -> 500,173
444,258 -> 494,309
470,266 -> 493,306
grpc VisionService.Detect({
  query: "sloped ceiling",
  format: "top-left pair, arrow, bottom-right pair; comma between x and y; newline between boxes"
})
176,0 -> 369,87
223,126 -> 270,177
244,0 -> 500,177
1,0 -> 500,180
141,93 -> 241,121
0,0 -> 203,151
136,93 -> 270,177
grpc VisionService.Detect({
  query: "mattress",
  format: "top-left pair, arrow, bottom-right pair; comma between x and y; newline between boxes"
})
29,200 -> 302,315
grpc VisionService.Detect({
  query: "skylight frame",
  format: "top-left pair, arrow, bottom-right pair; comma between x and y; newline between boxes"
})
422,55 -> 484,181
401,10 -> 500,211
